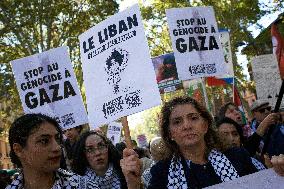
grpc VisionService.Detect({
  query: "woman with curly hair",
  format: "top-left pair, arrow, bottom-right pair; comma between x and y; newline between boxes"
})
121,96 -> 260,189
6,113 -> 98,189
72,131 -> 127,189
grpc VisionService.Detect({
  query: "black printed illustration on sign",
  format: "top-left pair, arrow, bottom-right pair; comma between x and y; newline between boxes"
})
55,113 -> 75,128
104,48 -> 129,94
188,63 -> 216,76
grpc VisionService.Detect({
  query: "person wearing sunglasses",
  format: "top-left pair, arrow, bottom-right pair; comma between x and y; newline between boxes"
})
72,131 -> 127,189
250,101 -> 272,133
249,101 -> 283,155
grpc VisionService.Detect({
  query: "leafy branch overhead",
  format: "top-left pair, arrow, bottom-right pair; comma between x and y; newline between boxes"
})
0,0 -> 119,129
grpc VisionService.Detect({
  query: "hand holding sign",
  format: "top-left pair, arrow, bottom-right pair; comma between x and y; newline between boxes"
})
271,154 -> 284,176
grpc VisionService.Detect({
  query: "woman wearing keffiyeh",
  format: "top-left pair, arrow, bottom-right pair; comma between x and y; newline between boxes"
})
6,113 -> 98,189
72,131 -> 127,189
121,97 -> 269,189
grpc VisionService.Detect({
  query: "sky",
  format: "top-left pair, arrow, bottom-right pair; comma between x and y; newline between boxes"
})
119,0 -> 282,128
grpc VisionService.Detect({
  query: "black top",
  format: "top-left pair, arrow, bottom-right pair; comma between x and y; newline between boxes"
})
147,147 -> 258,189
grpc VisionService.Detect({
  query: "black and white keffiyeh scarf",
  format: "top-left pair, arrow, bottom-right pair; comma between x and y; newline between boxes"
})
142,161 -> 156,188
251,157 -> 266,171
83,164 -> 121,189
5,168 -> 99,189
167,149 -> 240,189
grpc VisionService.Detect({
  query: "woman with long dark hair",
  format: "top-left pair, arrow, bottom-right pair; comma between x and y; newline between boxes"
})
121,97 -> 258,188
6,113 -> 98,189
72,131 -> 127,189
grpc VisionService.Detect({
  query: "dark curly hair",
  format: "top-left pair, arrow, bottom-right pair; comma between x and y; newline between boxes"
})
9,113 -> 62,167
72,131 -> 127,188
160,96 -> 223,158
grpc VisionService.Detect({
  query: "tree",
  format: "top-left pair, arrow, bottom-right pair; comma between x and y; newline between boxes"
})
140,0 -> 263,83
0,0 -> 119,130
132,0 -> 264,137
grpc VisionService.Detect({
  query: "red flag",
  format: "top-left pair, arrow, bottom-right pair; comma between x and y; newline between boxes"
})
206,77 -> 234,86
233,86 -> 249,127
271,23 -> 284,79
233,86 -> 242,110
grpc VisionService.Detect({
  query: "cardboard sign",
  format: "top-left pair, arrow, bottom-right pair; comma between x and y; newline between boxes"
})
251,54 -> 284,108
205,168 -> 284,189
11,46 -> 88,130
79,4 -> 161,128
107,122 -> 122,145
166,6 -> 226,80
219,29 -> 234,77
152,53 -> 183,93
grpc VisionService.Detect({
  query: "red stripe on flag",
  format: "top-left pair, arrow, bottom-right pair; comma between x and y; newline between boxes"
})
206,77 -> 227,86
271,24 -> 284,79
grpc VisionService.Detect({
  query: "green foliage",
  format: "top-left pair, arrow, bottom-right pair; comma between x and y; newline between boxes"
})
130,105 -> 161,142
0,0 -> 119,130
136,0 -> 263,138
140,0 -> 263,83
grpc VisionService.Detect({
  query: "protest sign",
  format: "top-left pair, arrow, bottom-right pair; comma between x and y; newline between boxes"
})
11,46 -> 88,130
137,134 -> 148,148
107,122 -> 122,145
205,168 -> 284,189
166,6 -> 226,80
79,4 -> 161,128
252,54 -> 284,108
152,53 -> 183,93
219,29 -> 234,77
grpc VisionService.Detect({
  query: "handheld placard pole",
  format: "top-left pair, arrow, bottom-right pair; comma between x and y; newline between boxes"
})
273,80 -> 284,112
122,116 -> 132,149
262,79 -> 284,155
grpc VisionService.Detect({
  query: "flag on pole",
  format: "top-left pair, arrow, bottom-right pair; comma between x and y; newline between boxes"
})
271,23 -> 284,79
206,77 -> 234,86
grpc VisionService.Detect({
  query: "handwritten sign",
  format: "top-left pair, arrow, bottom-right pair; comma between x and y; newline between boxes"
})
252,54 -> 284,108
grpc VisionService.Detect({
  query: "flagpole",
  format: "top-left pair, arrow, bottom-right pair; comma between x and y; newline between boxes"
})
201,77 -> 210,110
232,77 -> 235,102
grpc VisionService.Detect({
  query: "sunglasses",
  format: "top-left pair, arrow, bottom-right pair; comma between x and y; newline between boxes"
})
257,107 -> 271,113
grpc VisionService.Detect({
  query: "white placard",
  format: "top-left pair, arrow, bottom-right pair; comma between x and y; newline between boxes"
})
166,6 -> 226,80
79,4 -> 161,128
251,54 -> 283,108
219,29 -> 234,77
11,46 -> 88,130
205,168 -> 284,189
107,122 -> 122,145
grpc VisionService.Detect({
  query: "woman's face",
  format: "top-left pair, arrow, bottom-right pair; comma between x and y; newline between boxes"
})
218,123 -> 241,149
169,104 -> 208,149
225,105 -> 242,125
15,122 -> 62,173
64,127 -> 80,143
85,134 -> 109,175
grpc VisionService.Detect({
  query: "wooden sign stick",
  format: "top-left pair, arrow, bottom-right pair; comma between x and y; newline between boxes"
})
122,116 -> 132,149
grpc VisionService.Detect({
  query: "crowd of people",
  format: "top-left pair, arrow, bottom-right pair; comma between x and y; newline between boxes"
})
2,96 -> 284,189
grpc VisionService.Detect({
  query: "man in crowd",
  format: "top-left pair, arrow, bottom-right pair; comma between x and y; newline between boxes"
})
250,101 -> 271,133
